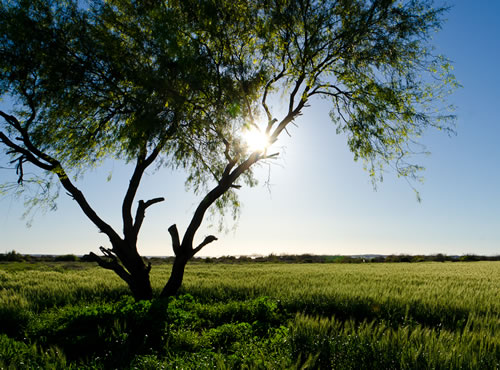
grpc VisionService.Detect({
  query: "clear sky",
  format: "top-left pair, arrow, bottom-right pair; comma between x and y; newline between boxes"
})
1,0 -> 499,257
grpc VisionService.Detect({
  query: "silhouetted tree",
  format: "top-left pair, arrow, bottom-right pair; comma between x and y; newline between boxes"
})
0,0 -> 457,300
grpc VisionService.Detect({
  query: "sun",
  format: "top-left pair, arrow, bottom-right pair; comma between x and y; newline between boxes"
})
243,127 -> 270,153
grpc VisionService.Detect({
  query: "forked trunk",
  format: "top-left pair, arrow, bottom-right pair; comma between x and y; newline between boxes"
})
118,240 -> 154,300
88,240 -> 154,301
116,242 -> 154,301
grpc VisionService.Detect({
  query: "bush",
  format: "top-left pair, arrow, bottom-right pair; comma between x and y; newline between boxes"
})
0,250 -> 25,262
459,255 -> 480,262
54,255 -> 79,262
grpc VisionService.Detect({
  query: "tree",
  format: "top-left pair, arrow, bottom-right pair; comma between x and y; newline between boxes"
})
0,0 -> 457,300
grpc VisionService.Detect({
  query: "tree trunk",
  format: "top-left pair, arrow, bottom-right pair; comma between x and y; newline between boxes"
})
128,267 -> 153,301
117,242 -> 154,301
159,253 -> 189,299
89,241 -> 154,301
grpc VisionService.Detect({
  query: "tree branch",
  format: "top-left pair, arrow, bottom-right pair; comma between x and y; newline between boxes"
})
191,235 -> 218,257
120,109 -> 176,236
122,146 -> 158,241
221,135 -> 234,163
262,63 -> 286,128
288,74 -> 305,115
1,112 -> 122,244
0,111 -> 22,130
309,84 -> 352,99
133,197 -> 165,236
87,247 -> 132,285
0,131 -> 54,172
168,224 -> 181,256
181,152 -> 261,249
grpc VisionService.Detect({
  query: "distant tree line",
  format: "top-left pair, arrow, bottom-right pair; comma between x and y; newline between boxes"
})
197,254 -> 500,263
0,250 -> 79,262
1,251 -> 499,264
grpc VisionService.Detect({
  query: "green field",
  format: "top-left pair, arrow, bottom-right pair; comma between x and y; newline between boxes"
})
1,261 -> 499,368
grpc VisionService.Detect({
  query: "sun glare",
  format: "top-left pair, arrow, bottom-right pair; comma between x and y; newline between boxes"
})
244,128 -> 270,153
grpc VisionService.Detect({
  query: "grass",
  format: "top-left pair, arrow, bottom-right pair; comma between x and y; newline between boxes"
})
0,261 -> 499,368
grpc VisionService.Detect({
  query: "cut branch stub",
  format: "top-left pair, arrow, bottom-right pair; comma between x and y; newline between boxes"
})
168,224 -> 181,256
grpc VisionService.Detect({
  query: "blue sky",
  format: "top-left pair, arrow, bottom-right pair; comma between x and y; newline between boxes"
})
1,0 -> 499,257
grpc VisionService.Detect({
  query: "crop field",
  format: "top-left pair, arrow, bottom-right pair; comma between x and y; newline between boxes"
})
0,261 -> 499,369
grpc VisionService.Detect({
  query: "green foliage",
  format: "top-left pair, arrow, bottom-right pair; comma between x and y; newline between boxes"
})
161,296 -> 291,369
1,261 -> 499,368
0,291 -> 31,337
28,297 -> 156,365
0,0 -> 458,223
0,334 -> 69,369
0,265 -> 129,311
0,0 -> 265,218
290,313 -> 500,369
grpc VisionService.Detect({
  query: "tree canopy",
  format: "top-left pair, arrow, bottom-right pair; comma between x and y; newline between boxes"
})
0,0 -> 457,300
